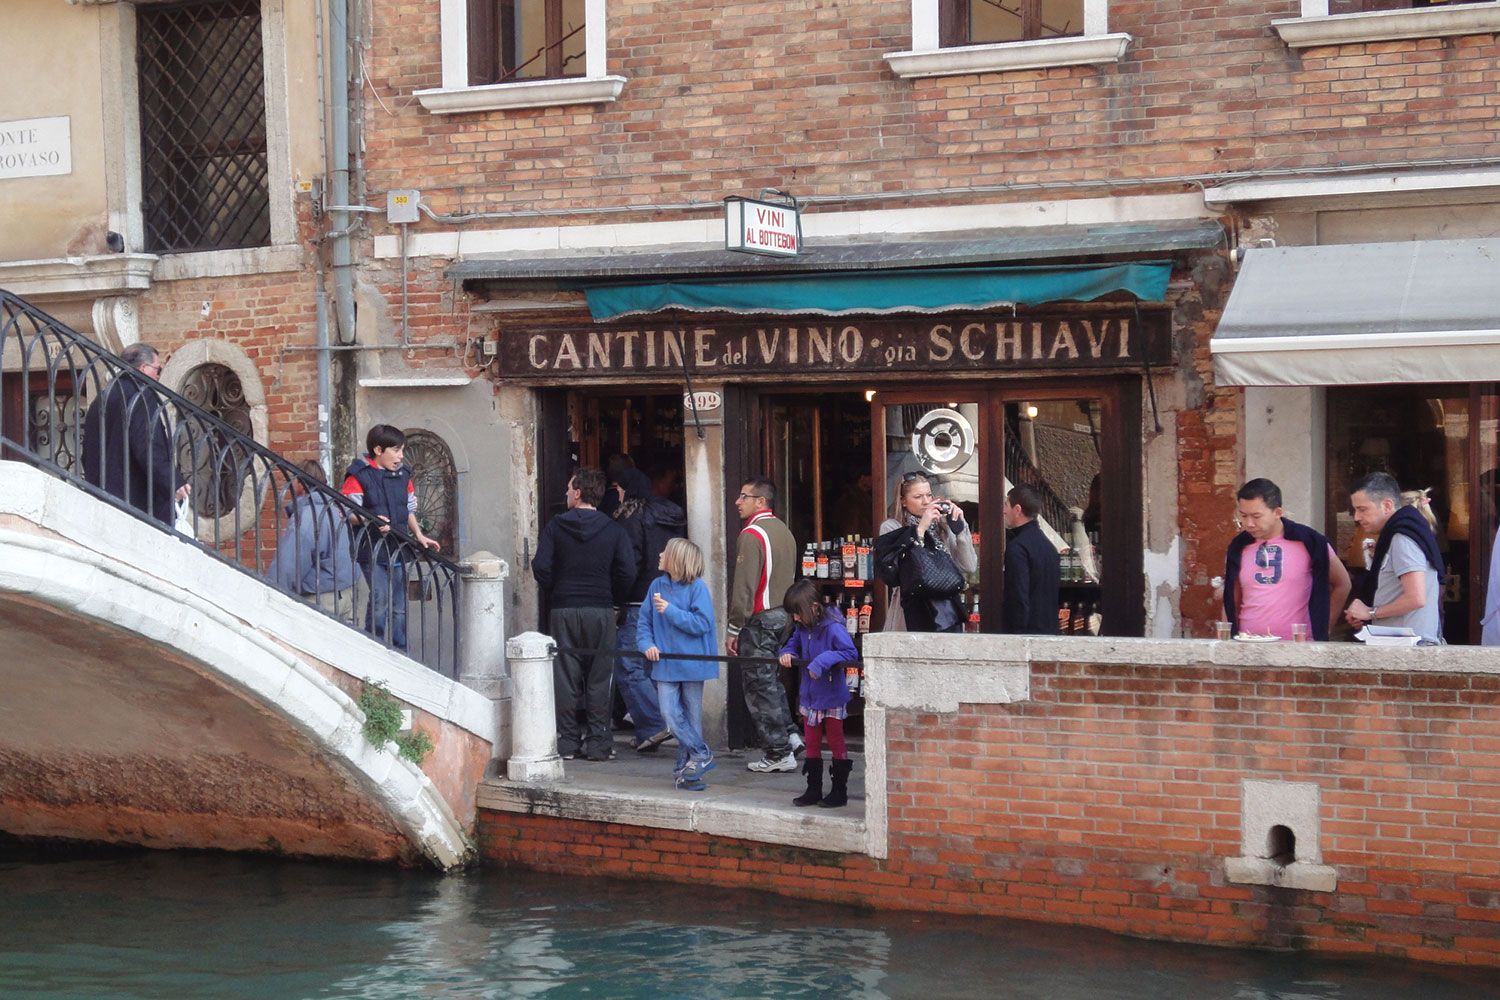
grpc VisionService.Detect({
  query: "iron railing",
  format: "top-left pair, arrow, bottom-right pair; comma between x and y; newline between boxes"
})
0,290 -> 460,675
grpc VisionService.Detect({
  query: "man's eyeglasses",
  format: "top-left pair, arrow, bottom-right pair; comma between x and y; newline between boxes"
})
736,492 -> 762,502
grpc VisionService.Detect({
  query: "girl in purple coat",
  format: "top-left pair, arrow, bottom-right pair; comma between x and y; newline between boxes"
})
778,579 -> 859,808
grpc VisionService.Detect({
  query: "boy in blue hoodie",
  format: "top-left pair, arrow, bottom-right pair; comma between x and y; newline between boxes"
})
340,425 -> 441,650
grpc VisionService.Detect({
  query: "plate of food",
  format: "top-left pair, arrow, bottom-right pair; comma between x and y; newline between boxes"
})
1234,633 -> 1280,643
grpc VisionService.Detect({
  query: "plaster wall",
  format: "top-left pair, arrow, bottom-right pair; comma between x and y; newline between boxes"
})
1243,387 -> 1326,533
0,0 -> 110,259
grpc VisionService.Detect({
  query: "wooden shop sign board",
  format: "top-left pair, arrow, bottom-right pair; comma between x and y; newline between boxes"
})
495,312 -> 1171,380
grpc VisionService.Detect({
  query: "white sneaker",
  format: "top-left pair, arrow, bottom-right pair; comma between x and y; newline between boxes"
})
747,752 -> 797,773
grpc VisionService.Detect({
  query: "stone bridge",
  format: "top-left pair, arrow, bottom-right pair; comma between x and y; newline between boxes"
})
0,462 -> 503,869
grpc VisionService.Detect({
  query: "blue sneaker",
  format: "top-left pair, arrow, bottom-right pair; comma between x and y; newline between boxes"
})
682,759 -> 716,780
675,775 -> 707,792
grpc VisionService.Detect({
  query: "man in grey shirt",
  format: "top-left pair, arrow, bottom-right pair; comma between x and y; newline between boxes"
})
1344,472 -> 1443,643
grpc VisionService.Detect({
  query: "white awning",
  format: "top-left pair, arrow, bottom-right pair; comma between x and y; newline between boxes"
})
1211,239 -> 1500,386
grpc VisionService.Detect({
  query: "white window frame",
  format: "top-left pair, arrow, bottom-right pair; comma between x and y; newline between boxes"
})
1274,1 -> 1500,49
101,0 -> 299,280
884,0 -> 1129,79
415,0 -> 626,114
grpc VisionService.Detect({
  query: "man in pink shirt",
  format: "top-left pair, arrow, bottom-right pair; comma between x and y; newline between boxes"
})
1224,479 -> 1352,640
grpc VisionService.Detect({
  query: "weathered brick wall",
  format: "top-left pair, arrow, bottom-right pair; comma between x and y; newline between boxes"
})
364,2 -> 1500,213
479,660 -> 1500,967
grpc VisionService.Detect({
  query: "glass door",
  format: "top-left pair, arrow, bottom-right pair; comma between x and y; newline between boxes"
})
1002,396 -> 1105,635
875,393 -> 990,632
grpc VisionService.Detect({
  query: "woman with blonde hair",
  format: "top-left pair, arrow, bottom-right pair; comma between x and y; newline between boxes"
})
873,471 -> 977,632
637,537 -> 718,790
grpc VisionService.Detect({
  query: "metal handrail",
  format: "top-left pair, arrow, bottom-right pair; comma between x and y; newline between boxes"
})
0,290 -> 460,675
550,645 -> 812,668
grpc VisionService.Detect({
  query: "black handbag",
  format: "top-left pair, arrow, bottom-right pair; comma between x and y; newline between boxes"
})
898,541 -> 965,599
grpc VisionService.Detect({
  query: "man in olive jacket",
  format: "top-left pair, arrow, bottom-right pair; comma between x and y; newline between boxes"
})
726,477 -> 799,772
1002,484 -> 1061,635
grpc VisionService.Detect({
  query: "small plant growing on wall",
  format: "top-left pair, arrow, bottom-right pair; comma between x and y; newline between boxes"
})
358,680 -> 435,765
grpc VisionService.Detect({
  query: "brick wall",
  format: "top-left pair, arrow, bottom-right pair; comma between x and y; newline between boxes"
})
364,2 -> 1500,214
479,658 -> 1500,967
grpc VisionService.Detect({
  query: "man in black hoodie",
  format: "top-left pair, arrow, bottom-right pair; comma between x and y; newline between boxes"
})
533,467 -> 637,761
612,466 -> 688,750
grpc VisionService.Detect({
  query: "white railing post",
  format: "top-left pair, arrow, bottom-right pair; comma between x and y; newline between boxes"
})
504,631 -> 564,781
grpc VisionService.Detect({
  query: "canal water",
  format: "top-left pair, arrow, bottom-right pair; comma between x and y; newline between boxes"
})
0,850 -> 1492,999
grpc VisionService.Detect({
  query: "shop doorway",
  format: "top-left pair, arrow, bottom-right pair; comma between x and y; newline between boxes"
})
1326,384 -> 1500,644
534,387 -> 687,627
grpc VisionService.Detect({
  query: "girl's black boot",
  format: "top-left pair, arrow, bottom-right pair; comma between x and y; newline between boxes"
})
819,758 -> 853,808
792,758 -> 824,807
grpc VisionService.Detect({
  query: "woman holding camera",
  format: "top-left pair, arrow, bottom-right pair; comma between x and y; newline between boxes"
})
874,472 -> 977,633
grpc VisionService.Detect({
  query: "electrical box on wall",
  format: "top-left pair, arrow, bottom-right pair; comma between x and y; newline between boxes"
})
386,189 -> 420,224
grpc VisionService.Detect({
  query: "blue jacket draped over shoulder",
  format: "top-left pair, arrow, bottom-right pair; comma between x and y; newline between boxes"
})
636,575 -> 718,681
780,615 -> 858,711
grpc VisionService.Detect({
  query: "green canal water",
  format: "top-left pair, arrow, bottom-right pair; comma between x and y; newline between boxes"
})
0,850 -> 1492,999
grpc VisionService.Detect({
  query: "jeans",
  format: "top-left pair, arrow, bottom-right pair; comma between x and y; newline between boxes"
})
550,606 -> 618,757
615,605 -> 665,739
738,608 -> 794,757
365,559 -> 407,650
656,679 -> 711,771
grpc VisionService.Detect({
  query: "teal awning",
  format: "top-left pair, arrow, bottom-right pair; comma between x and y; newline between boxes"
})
575,262 -> 1173,321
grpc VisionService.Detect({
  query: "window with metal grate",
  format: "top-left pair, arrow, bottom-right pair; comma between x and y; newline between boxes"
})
137,0 -> 270,255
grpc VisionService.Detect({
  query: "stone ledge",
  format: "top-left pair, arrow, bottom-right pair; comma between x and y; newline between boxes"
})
478,774 -> 868,855
1273,6 -> 1500,48
884,34 -> 1131,79
414,76 -> 627,114
1225,857 -> 1338,893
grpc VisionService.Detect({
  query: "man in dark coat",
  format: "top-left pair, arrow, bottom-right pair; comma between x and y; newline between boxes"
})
533,467 -> 637,761
1002,484 -> 1061,635
80,343 -> 188,526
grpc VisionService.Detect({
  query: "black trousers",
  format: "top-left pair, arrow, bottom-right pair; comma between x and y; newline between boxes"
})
551,606 -> 617,756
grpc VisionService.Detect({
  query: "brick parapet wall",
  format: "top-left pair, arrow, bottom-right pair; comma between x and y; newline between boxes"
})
479,654 -> 1500,967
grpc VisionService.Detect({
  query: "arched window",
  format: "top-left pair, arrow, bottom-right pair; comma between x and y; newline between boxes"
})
403,429 -> 459,554
178,362 -> 253,515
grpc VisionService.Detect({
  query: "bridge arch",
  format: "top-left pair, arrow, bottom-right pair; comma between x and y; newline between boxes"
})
0,462 -> 495,869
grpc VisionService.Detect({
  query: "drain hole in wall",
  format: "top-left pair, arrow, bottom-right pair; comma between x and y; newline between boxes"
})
1266,825 -> 1296,866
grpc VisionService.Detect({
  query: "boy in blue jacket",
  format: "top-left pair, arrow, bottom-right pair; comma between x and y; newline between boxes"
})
340,424 -> 441,650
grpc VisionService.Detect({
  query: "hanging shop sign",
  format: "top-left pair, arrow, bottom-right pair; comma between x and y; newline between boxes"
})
495,311 -> 1171,380
724,192 -> 801,257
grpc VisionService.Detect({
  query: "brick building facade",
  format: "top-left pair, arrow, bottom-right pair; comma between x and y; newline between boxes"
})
5,1 -> 1500,663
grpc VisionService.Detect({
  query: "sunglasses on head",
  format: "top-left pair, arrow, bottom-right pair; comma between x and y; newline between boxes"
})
902,471 -> 929,482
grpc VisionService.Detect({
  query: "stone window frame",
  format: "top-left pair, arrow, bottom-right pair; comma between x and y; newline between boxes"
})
159,339 -> 270,541
98,0 -> 300,282
1273,1 -> 1500,49
884,0 -> 1130,80
415,0 -> 626,114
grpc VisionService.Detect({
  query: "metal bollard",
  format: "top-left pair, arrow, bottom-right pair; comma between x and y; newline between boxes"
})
504,631 -> 564,781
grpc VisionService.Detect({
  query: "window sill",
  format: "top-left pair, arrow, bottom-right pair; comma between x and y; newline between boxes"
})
153,244 -> 303,281
883,33 -> 1131,80
1273,5 -> 1500,49
414,76 -> 627,114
